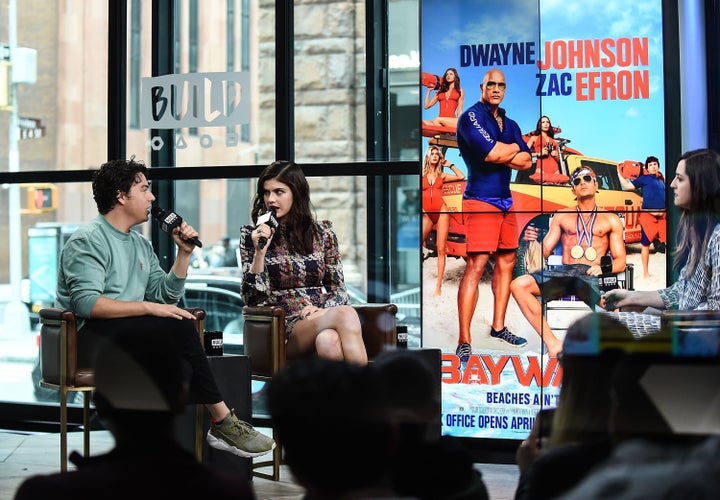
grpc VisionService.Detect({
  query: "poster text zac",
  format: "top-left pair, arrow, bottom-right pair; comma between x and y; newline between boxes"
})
459,37 -> 649,100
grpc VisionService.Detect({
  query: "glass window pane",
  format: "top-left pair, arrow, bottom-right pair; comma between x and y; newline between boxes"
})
389,0 -> 420,162
130,0 -> 275,167
0,2 -> 109,405
1,181 -> 97,404
293,2 -> 367,163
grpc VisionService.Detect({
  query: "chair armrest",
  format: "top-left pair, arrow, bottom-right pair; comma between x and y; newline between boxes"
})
243,305 -> 285,318
242,303 -> 398,377
184,307 -> 206,342
353,303 -> 398,358
242,305 -> 286,378
185,307 -> 206,321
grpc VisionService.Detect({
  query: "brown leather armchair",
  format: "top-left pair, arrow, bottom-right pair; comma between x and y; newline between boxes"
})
242,302 -> 398,480
39,307 -> 206,472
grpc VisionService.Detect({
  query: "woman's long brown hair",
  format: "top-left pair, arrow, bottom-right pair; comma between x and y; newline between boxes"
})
251,160 -> 316,255
673,149 -> 720,277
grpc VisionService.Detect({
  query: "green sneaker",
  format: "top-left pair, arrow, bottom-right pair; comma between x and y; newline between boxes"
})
207,409 -> 275,458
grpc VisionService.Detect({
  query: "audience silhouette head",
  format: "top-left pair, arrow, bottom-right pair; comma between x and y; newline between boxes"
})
91,329 -> 190,430
268,357 -> 397,499
14,325 -> 256,500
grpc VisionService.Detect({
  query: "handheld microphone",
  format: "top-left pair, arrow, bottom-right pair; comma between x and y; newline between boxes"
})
600,255 -> 613,274
151,206 -> 203,248
256,209 -> 278,249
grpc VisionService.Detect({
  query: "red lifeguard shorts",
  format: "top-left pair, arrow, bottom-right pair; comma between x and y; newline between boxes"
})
639,211 -> 666,246
463,199 -> 518,253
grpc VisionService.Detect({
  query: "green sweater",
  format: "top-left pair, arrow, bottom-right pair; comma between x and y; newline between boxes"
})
55,214 -> 186,329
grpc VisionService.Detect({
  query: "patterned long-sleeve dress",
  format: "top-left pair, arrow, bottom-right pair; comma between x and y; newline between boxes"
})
240,220 -> 349,337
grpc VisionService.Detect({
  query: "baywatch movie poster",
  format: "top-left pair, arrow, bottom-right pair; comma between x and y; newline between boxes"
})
420,0 -> 668,439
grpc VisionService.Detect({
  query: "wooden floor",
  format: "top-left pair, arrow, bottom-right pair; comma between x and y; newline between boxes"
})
251,461 -> 520,500
0,430 -> 519,500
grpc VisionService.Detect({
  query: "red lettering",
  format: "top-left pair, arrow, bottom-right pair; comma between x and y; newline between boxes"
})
462,356 -> 490,384
553,41 -> 568,69
576,70 -> 648,101
633,38 -> 649,66
552,362 -> 563,387
442,354 -> 461,384
482,355 -> 510,384
511,356 -> 560,387
602,72 -> 617,100
616,37 -> 632,66
538,37 -> 648,71
538,40 -> 552,70
583,39 -> 600,67
632,70 -> 649,99
576,73 -> 589,101
442,182 -> 464,195
568,40 -> 582,69
441,354 -> 561,387
576,72 -> 602,100
600,38 -> 615,67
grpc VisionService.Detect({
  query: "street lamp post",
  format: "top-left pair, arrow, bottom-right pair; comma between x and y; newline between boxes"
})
3,0 -> 31,336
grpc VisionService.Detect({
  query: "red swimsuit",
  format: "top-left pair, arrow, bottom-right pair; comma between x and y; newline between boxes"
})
437,88 -> 460,118
529,135 -> 569,185
422,174 -> 445,224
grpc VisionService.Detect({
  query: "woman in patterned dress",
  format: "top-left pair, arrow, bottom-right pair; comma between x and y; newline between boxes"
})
603,148 -> 720,312
239,161 -> 368,364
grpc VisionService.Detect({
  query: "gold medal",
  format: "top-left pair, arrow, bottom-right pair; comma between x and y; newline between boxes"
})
575,206 -> 598,262
584,247 -> 597,261
571,245 -> 584,259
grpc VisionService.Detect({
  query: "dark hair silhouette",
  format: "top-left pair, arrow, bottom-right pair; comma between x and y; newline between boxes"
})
438,67 -> 461,94
92,157 -> 149,215
251,160 -> 316,254
674,148 -> 720,277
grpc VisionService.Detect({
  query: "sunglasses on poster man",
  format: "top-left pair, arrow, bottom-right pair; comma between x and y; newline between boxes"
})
572,174 -> 594,186
484,81 -> 507,90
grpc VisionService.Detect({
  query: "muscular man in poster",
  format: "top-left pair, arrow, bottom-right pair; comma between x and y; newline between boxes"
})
454,68 -> 533,361
510,167 -> 627,356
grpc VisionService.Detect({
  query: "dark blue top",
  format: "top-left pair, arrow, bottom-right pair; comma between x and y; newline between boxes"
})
457,100 -> 530,211
631,174 -> 666,210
